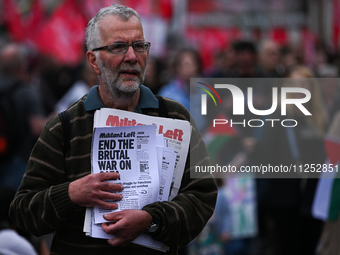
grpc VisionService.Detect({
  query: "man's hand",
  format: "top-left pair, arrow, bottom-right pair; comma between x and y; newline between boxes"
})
68,172 -> 123,209
101,209 -> 152,247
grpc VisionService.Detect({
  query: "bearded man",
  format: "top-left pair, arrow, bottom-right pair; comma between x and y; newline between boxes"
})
9,4 -> 217,255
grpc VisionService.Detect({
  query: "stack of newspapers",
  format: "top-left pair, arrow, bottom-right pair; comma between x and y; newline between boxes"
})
83,108 -> 192,252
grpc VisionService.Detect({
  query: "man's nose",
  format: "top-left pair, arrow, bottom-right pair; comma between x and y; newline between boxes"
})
123,45 -> 138,63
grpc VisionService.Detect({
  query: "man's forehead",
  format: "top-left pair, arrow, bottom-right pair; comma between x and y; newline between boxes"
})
97,15 -> 145,42
98,15 -> 145,44
99,15 -> 143,31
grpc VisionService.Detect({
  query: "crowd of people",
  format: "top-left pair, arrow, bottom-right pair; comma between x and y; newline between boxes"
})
0,3 -> 340,255
142,31 -> 340,255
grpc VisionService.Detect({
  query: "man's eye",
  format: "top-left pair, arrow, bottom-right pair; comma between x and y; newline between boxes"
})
110,44 -> 126,52
134,43 -> 145,51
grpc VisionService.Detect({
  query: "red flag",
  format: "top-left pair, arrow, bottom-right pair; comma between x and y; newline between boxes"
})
186,27 -> 230,69
333,0 -> 340,48
82,0 -> 114,20
26,0 -> 44,34
125,0 -> 152,16
270,27 -> 288,46
203,113 -> 238,163
33,0 -> 87,66
205,113 -> 237,136
160,0 -> 172,19
2,0 -> 44,42
2,0 -> 24,41
324,137 -> 340,165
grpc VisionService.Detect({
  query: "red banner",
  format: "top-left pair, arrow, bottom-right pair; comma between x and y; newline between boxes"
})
33,0 -> 87,66
333,0 -> 340,48
186,27 -> 241,69
2,0 -> 24,41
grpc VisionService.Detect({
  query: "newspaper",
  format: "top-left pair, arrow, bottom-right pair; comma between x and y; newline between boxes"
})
92,125 -> 159,224
84,108 -> 191,252
156,146 -> 176,202
93,108 -> 192,200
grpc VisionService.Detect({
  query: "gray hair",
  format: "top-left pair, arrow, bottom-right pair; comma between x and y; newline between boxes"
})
86,4 -> 141,52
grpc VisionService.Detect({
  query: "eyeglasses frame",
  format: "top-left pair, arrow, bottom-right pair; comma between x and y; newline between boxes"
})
92,42 -> 151,54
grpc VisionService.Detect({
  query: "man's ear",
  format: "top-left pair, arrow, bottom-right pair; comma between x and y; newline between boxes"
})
86,51 -> 101,75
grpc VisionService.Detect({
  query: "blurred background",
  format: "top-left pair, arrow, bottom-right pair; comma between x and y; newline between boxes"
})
1,0 -> 339,84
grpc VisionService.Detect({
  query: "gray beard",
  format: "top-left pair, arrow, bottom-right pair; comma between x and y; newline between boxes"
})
100,62 -> 146,99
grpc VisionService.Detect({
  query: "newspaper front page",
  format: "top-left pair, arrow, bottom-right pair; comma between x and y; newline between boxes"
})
84,108 -> 191,252
92,125 -> 159,224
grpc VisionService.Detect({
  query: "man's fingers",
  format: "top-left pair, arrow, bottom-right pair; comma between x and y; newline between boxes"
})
97,200 -> 119,210
100,182 -> 124,192
102,210 -> 151,248
103,223 -> 132,247
98,191 -> 123,201
103,211 -> 123,222
98,172 -> 120,181
102,222 -> 115,234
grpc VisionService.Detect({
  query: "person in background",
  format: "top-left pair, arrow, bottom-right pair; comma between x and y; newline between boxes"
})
0,186 -> 49,255
258,39 -> 282,77
143,56 -> 164,95
54,59 -> 98,113
253,65 -> 328,255
278,46 -> 299,76
0,43 -> 48,190
37,57 -> 78,115
0,186 -> 38,255
226,41 -> 262,79
205,47 -> 236,77
158,48 -> 202,111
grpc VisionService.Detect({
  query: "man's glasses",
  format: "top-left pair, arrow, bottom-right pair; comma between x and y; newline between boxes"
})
92,42 -> 151,54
